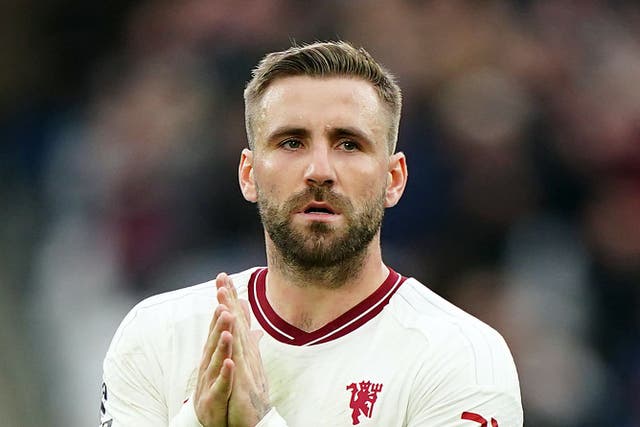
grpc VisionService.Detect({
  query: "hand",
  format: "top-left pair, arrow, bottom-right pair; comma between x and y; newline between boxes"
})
193,300 -> 235,426
216,273 -> 272,427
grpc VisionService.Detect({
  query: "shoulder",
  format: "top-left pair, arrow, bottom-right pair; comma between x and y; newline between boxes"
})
106,267 -> 260,355
390,277 -> 505,345
389,277 -> 519,389
384,276 -> 522,423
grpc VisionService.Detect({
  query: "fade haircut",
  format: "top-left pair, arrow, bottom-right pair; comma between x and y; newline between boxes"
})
244,41 -> 402,154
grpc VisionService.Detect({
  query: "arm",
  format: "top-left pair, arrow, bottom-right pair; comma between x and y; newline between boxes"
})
407,385 -> 523,426
101,312 -> 172,427
101,354 -> 168,427
100,290 -> 234,427
101,274 -> 291,427
407,333 -> 523,427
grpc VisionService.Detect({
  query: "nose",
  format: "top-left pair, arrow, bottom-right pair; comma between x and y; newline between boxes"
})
304,143 -> 336,187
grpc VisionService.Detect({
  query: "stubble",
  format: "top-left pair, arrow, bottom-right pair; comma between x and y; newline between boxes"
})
257,185 -> 385,288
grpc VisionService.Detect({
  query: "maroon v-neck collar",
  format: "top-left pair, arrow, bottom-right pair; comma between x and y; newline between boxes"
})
248,267 -> 407,346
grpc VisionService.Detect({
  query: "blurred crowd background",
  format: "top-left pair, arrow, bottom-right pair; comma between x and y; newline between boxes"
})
1,0 -> 639,426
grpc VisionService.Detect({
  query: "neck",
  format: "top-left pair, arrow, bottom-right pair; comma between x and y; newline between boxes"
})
264,234 -> 389,332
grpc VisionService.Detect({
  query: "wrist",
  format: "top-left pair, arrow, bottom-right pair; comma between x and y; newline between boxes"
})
254,407 -> 287,427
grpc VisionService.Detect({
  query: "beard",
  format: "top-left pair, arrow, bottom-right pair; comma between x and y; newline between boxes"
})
257,185 -> 385,278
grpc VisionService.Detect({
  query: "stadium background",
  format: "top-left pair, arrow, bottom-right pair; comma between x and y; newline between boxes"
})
1,1 -> 639,425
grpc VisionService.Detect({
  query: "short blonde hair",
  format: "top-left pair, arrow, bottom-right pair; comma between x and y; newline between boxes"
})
244,41 -> 402,153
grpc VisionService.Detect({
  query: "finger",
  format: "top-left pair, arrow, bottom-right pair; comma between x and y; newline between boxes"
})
230,312 -> 246,360
215,272 -> 229,291
202,304 -> 229,366
198,304 -> 229,376
212,358 -> 235,401
225,275 -> 238,299
206,329 -> 233,384
200,358 -> 235,427
238,313 -> 259,361
215,273 -> 234,305
218,287 -> 246,331
216,273 -> 239,308
218,285 -> 249,328
227,300 -> 256,363
240,299 -> 251,325
230,314 -> 265,389
200,309 -> 233,381
216,286 -> 231,307
203,303 -> 228,349
215,280 -> 254,369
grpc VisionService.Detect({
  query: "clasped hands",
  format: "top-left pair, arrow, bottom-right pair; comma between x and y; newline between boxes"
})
194,273 -> 271,427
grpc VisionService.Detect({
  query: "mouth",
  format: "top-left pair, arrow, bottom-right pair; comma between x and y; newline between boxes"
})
296,201 -> 343,221
300,201 -> 339,215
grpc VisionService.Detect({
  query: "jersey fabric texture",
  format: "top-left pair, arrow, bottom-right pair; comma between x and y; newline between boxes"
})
101,267 -> 523,426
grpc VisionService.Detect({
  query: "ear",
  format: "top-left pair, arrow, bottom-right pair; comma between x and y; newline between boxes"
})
385,152 -> 408,208
238,148 -> 257,203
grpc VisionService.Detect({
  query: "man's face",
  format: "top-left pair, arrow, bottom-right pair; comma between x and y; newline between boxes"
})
246,76 -> 395,268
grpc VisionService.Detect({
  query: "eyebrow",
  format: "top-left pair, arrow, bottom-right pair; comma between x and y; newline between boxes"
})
266,127 -> 310,142
328,127 -> 373,145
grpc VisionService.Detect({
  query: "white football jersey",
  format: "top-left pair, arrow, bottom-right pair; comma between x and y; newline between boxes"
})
101,267 -> 523,426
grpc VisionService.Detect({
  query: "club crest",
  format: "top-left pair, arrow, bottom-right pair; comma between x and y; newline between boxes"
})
346,380 -> 383,425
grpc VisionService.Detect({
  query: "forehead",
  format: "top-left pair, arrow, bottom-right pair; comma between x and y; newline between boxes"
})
254,75 -> 388,140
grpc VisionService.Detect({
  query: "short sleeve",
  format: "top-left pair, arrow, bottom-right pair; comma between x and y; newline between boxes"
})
406,325 -> 523,426
100,309 -> 169,427
407,385 -> 523,426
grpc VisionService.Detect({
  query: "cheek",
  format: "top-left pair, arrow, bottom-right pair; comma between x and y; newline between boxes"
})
256,152 -> 308,195
254,165 -> 288,201
343,162 -> 388,198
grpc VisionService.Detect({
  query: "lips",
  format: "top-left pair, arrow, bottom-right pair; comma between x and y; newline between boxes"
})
300,201 -> 339,215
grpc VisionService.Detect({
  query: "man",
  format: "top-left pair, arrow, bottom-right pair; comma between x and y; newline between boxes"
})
101,41 -> 523,426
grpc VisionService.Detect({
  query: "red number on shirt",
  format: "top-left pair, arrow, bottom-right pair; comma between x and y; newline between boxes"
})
461,411 -> 499,427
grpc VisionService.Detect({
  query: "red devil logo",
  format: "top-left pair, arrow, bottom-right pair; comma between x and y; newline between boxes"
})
346,381 -> 383,425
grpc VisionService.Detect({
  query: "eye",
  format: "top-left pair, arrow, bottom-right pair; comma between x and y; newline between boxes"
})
281,138 -> 302,150
339,140 -> 359,152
